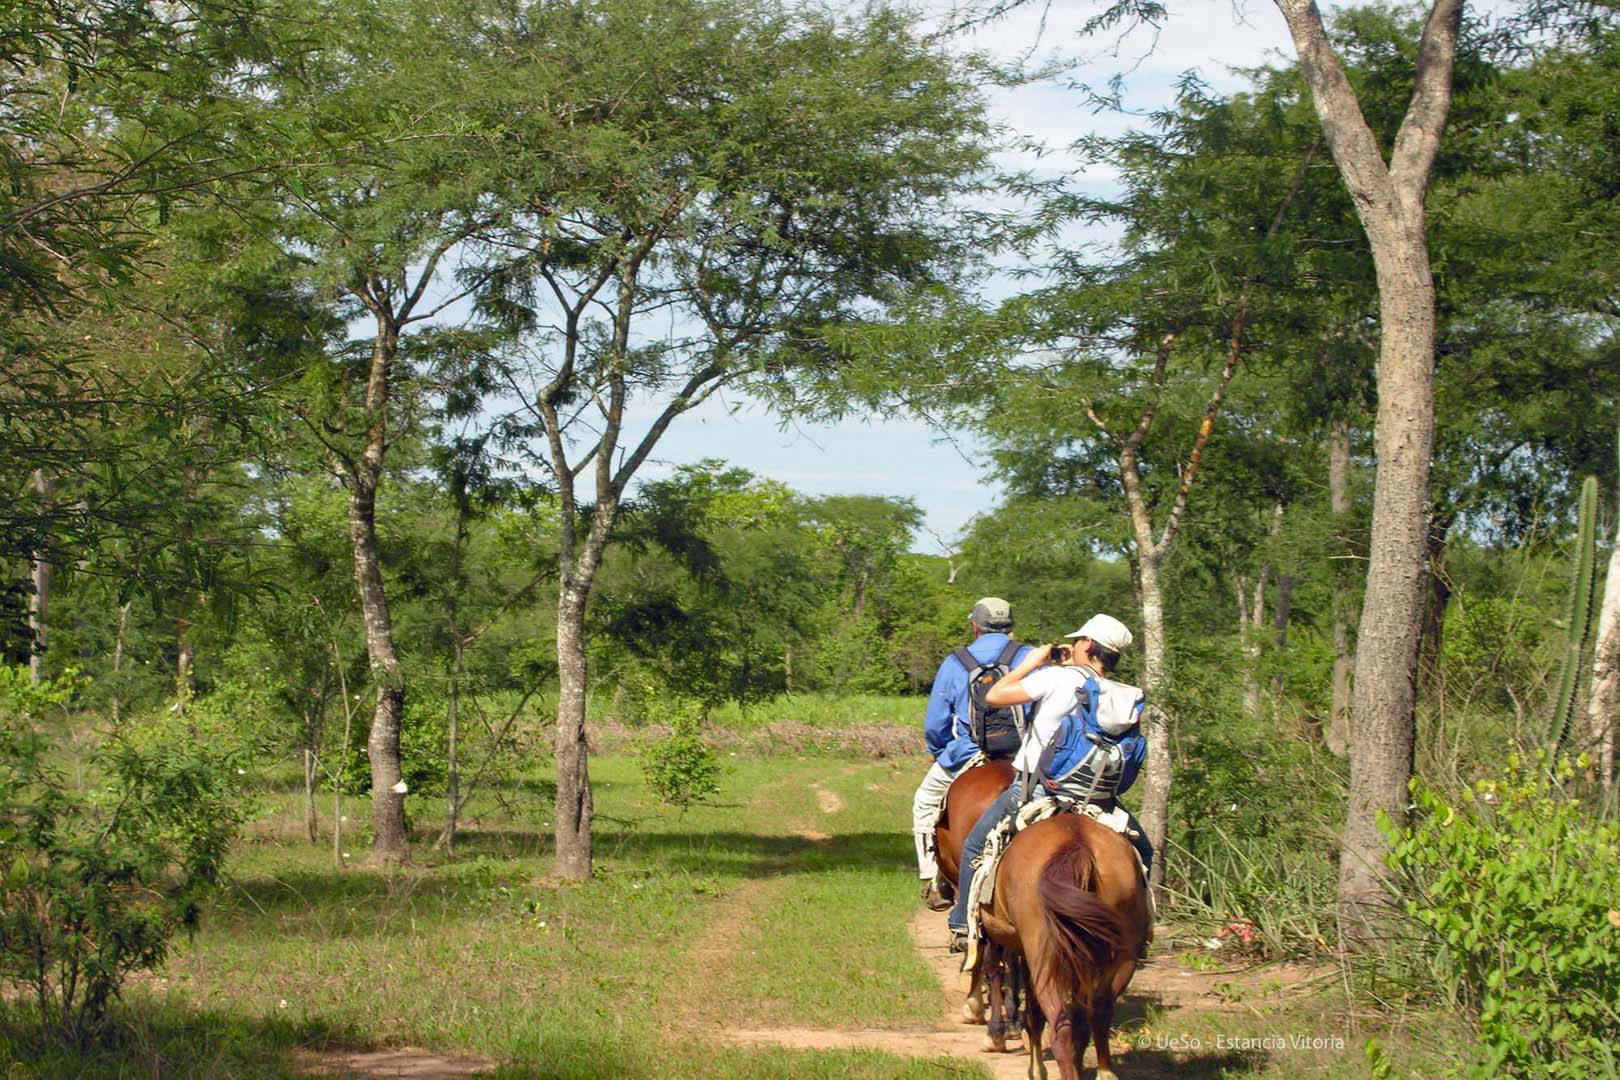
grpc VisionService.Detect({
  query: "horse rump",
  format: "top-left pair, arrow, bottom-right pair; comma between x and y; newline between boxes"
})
1037,837 -> 1128,978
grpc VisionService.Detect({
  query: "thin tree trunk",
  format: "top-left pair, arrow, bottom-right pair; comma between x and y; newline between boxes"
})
110,599 -> 131,724
304,742 -> 319,844
1588,527 -> 1620,794
446,634 -> 463,853
176,604 -> 196,702
28,469 -> 51,684
1242,569 -> 1267,717
1328,421 -> 1354,755
1274,0 -> 1461,945
554,581 -> 594,879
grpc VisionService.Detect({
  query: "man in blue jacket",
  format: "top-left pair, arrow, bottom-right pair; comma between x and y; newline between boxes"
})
912,597 -> 1032,910
946,612 -> 1151,950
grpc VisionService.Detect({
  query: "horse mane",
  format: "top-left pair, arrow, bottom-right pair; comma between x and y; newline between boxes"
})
1036,832 -> 1129,995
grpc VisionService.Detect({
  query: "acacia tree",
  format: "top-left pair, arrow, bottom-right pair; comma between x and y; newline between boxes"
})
181,0 -> 522,860
474,0 -> 992,879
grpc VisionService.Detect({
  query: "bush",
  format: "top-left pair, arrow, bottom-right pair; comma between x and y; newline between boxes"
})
640,711 -> 725,811
0,670 -> 246,1045
1385,756 -> 1620,1079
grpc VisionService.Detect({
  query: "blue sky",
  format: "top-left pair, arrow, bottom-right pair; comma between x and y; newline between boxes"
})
630,0 -> 1307,553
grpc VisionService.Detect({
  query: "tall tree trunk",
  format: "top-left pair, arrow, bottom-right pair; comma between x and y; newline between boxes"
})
446,631 -> 464,853
343,312 -> 409,862
554,580 -> 594,879
350,469 -> 408,861
28,469 -> 51,684
1588,525 -> 1620,794
1132,547 -> 1172,903
1328,421 -> 1354,755
1274,0 -> 1460,944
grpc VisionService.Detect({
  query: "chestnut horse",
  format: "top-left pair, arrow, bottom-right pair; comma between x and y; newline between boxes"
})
976,813 -> 1150,1080
934,758 -> 1015,890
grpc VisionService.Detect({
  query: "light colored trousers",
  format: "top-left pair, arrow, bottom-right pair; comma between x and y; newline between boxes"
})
911,760 -> 956,880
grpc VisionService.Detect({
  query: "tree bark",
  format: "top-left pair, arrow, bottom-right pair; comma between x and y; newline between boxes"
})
304,743 -> 319,845
28,469 -> 51,685
349,321 -> 409,862
1132,548 -> 1172,903
553,581 -> 594,879
1328,421 -> 1354,755
1273,0 -> 1462,944
1588,528 -> 1620,794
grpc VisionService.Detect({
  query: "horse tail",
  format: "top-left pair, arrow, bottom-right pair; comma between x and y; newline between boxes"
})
1037,834 -> 1128,998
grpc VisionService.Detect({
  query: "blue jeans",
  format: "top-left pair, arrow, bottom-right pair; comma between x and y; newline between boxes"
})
948,781 -> 1021,931
947,787 -> 1156,932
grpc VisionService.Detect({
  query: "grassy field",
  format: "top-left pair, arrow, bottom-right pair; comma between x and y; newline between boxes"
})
1,725 -> 1478,1080
2,752 -> 970,1080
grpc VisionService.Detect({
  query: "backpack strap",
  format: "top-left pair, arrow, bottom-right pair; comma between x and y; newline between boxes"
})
995,639 -> 1022,667
951,647 -> 979,676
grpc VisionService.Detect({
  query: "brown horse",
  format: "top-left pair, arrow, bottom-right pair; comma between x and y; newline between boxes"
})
974,813 -> 1150,1080
934,758 -> 1015,890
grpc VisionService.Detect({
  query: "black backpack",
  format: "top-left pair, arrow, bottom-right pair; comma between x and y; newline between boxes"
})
951,641 -> 1027,758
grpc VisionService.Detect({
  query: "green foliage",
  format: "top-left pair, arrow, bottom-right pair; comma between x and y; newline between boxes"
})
640,710 -> 725,812
1384,757 -> 1620,1078
0,672 -> 246,1045
1164,664 -> 1344,958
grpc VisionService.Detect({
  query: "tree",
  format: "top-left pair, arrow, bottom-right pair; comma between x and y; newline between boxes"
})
1261,0 -> 1469,937
475,0 -> 992,878
183,0 -> 525,860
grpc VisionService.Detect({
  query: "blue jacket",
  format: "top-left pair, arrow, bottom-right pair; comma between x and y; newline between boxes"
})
923,633 -> 1033,773
1040,679 -> 1145,798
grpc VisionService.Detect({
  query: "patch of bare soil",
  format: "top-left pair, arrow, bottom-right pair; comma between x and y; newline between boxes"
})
813,781 -> 846,815
723,906 -> 1338,1080
293,1047 -> 494,1078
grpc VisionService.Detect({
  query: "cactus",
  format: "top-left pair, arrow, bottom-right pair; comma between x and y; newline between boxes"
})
1552,475 -> 1599,754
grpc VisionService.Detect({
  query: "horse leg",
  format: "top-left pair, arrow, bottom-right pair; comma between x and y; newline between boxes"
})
962,949 -> 987,1024
1019,959 -> 1047,1080
1065,1000 -> 1091,1080
1088,989 -> 1119,1080
1030,974 -> 1077,1080
1000,954 -> 1023,1049
983,944 -> 1008,1052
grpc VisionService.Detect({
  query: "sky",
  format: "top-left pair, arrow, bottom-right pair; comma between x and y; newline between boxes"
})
627,0 -> 1309,553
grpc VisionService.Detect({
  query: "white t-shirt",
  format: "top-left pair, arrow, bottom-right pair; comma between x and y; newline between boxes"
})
1011,665 -> 1095,775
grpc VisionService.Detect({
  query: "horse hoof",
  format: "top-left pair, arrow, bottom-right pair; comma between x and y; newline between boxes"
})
1095,1071 -> 1120,1080
981,1032 -> 1006,1053
961,1001 -> 985,1024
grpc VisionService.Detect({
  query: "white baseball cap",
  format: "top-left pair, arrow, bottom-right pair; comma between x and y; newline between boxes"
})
1065,613 -> 1132,653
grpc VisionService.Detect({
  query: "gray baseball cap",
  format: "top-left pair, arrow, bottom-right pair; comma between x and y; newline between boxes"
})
970,597 -> 1013,630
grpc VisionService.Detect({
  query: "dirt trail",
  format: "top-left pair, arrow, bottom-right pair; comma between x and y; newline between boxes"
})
297,769 -> 1331,1079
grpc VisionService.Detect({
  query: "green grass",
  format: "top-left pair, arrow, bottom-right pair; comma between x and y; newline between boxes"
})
1,752 -> 971,1079
714,759 -> 941,1029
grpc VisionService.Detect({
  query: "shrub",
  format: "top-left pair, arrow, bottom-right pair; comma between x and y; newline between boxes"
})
1385,756 -> 1620,1079
640,710 -> 725,812
0,670 -> 246,1045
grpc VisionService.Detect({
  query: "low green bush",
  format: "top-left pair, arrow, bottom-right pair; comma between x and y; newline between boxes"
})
0,669 -> 246,1046
1385,756 -> 1620,1079
640,711 -> 725,811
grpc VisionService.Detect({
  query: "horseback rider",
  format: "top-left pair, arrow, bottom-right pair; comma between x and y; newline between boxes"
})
912,597 -> 1032,911
946,612 -> 1151,950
